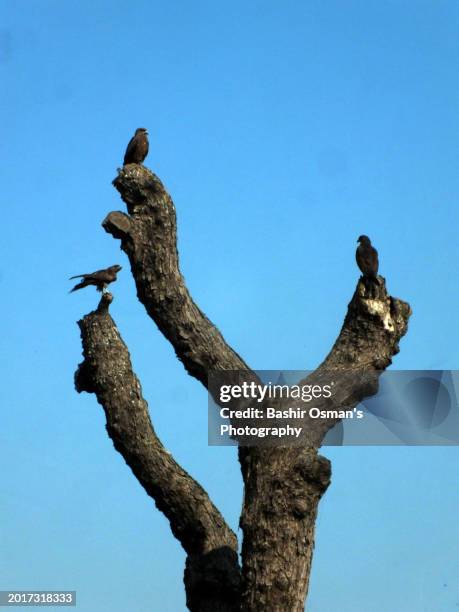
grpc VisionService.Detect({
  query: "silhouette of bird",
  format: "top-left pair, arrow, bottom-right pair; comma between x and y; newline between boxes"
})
123,128 -> 149,165
356,235 -> 380,286
69,265 -> 122,293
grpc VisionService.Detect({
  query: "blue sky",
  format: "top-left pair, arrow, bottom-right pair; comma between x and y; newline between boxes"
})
1,1 -> 458,610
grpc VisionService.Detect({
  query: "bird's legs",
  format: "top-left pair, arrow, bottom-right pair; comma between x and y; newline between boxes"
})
363,276 -> 380,299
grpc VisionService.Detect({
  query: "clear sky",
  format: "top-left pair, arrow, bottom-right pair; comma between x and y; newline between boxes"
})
1,1 -> 458,610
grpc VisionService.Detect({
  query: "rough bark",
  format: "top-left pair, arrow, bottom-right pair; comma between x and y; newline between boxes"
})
239,277 -> 411,611
103,165 -> 249,387
75,294 -> 240,611
239,446 -> 331,611
74,163 -> 411,611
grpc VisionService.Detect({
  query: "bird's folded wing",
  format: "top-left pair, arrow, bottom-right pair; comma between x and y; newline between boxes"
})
124,138 -> 136,160
90,271 -> 108,280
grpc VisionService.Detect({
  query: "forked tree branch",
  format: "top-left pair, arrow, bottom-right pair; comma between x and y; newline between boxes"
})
75,293 -> 240,612
74,164 -> 411,612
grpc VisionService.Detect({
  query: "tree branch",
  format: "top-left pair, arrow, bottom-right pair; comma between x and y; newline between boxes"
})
103,165 -> 249,388
320,275 -> 411,370
74,293 -> 240,611
296,275 -> 412,445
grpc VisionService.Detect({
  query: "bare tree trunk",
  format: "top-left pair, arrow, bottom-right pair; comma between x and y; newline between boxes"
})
74,163 -> 411,610
239,447 -> 331,611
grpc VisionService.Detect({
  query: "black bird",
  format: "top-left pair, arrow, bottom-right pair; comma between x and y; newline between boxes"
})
69,265 -> 122,293
356,235 -> 380,285
123,128 -> 149,165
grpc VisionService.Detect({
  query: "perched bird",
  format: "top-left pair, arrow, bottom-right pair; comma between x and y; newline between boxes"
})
123,128 -> 149,165
356,235 -> 380,285
69,265 -> 122,293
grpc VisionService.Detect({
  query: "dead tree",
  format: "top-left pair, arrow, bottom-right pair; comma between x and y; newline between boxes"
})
74,164 -> 411,611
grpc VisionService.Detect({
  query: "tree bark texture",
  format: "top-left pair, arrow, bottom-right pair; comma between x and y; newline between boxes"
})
238,278 -> 410,611
75,294 -> 240,611
75,163 -> 411,611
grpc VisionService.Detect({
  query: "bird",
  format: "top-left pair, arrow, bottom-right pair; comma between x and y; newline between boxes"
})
123,128 -> 149,165
356,235 -> 380,287
69,265 -> 122,293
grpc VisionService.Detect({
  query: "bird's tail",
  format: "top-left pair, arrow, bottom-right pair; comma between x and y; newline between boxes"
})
69,274 -> 86,280
69,280 -> 88,293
